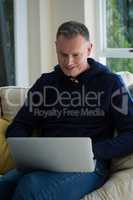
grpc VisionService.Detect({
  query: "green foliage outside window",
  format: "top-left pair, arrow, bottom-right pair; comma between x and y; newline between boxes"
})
106,0 -> 133,73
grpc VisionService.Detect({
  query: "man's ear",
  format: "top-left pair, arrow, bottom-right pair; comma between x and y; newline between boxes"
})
87,42 -> 93,56
55,41 -> 58,52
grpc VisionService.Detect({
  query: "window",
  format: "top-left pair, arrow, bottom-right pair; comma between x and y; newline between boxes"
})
96,0 -> 133,73
0,0 -> 15,86
0,0 -> 29,86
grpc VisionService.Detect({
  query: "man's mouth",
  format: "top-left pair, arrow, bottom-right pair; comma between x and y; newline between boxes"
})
66,66 -> 75,71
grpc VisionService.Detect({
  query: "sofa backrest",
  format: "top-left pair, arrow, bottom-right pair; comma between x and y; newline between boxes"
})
0,86 -> 28,121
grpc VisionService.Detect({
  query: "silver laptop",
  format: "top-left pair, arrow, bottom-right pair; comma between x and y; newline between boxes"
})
7,137 -> 95,172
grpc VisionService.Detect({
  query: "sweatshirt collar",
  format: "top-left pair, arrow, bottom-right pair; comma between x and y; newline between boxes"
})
54,58 -> 110,85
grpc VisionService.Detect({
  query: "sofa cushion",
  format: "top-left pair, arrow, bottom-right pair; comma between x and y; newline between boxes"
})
82,168 -> 133,200
0,86 -> 28,121
0,118 -> 16,174
110,154 -> 133,173
117,71 -> 133,89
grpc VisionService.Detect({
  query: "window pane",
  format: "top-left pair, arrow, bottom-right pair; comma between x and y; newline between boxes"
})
0,0 -> 15,86
106,0 -> 133,48
107,58 -> 133,73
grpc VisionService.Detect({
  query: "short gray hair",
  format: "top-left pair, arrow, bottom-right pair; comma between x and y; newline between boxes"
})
56,21 -> 90,41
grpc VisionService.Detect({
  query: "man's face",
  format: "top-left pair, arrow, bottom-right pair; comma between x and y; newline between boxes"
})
55,35 -> 92,77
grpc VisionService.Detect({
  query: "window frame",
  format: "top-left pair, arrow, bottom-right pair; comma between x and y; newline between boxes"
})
14,0 -> 29,86
96,0 -> 133,59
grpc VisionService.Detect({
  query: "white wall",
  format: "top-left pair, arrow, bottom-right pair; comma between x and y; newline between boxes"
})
84,0 -> 97,57
27,0 -> 41,85
39,0 -> 53,74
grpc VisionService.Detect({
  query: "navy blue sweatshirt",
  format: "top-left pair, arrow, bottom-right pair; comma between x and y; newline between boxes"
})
6,58 -> 133,160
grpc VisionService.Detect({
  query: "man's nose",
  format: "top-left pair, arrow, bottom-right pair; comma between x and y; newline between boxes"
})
67,56 -> 74,65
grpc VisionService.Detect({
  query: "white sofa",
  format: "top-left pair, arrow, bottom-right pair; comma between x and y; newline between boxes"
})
0,71 -> 133,200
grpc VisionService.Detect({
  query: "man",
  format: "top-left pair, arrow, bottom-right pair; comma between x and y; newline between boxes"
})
2,21 -> 133,200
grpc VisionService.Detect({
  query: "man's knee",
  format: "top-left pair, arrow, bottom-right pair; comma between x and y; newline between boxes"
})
12,172 -> 56,200
13,173 -> 41,199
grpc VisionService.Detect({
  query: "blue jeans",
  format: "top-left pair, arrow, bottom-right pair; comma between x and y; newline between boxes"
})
0,160 -> 109,200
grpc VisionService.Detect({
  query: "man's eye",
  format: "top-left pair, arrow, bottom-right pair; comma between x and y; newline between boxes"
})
73,54 -> 79,57
61,53 -> 68,57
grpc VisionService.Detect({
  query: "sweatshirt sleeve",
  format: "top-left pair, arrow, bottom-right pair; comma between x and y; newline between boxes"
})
6,74 -> 45,137
93,75 -> 133,160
